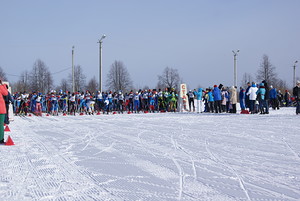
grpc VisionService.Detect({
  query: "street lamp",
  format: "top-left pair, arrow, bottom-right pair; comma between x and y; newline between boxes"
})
98,34 -> 106,92
232,50 -> 240,87
293,60 -> 298,86
72,46 -> 75,92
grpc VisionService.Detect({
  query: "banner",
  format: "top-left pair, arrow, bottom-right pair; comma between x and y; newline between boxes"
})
180,84 -> 189,111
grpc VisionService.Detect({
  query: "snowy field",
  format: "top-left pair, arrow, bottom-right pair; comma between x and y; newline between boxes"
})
1,108 -> 300,201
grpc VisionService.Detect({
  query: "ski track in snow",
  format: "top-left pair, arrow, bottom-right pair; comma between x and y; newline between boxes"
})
1,107 -> 300,200
205,139 -> 252,201
282,138 -> 300,160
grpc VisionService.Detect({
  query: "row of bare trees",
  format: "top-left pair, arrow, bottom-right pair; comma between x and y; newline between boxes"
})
0,59 -> 180,94
0,54 -> 295,94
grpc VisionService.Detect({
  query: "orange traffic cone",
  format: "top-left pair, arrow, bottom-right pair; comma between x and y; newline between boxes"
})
5,135 -> 14,146
96,112 -> 101,115
28,114 -> 32,117
4,125 -> 10,132
127,111 -> 132,114
80,112 -> 84,115
46,113 -> 50,116
63,113 -> 67,116
113,111 -> 117,114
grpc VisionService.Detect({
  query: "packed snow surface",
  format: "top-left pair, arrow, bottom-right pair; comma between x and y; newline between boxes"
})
1,108 -> 300,201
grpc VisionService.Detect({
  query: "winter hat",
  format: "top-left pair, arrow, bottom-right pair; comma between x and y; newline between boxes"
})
214,85 -> 217,88
297,80 -> 300,84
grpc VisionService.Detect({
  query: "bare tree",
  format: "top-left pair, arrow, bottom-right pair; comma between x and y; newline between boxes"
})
0,66 -> 7,81
86,76 -> 98,92
275,78 -> 288,92
68,65 -> 86,92
240,73 -> 253,89
106,60 -> 133,92
13,70 -> 30,92
256,55 -> 278,85
157,67 -> 180,90
29,59 -> 53,93
58,78 -> 70,92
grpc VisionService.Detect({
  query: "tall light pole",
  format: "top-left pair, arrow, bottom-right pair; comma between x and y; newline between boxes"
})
232,50 -> 240,87
293,60 -> 298,87
72,46 -> 75,92
98,34 -> 106,92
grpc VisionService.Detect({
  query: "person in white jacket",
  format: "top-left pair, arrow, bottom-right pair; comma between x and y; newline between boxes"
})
230,86 -> 237,113
246,82 -> 258,114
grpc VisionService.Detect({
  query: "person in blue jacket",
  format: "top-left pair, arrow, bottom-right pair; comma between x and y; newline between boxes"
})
194,88 -> 203,113
207,88 -> 214,113
270,85 -> 279,110
239,87 -> 245,111
256,83 -> 267,114
213,85 -> 222,113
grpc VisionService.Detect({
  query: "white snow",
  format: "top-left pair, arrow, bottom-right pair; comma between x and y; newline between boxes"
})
1,108 -> 300,201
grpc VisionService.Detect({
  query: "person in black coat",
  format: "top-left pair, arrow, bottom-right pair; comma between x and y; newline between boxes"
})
3,85 -> 13,125
262,80 -> 270,114
293,80 -> 300,115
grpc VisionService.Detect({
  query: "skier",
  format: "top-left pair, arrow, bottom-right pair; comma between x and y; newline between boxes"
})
50,92 -> 59,116
128,91 -> 134,112
69,93 -> 76,115
96,91 -> 103,112
187,90 -> 195,112
134,91 -> 140,113
35,94 -> 42,116
142,90 -> 149,112
169,90 -> 178,112
117,91 -> 124,114
107,91 -> 113,113
61,93 -> 68,114
158,89 -> 165,111
164,88 -> 170,112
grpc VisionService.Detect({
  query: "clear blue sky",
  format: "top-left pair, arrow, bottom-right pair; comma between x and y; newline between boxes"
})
1,0 -> 300,90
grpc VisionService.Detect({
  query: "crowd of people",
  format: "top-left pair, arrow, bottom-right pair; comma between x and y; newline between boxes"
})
11,88 -> 179,116
188,80 -> 300,115
4,80 -> 300,118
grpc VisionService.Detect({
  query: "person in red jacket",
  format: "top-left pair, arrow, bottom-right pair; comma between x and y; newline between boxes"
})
0,80 -> 9,144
